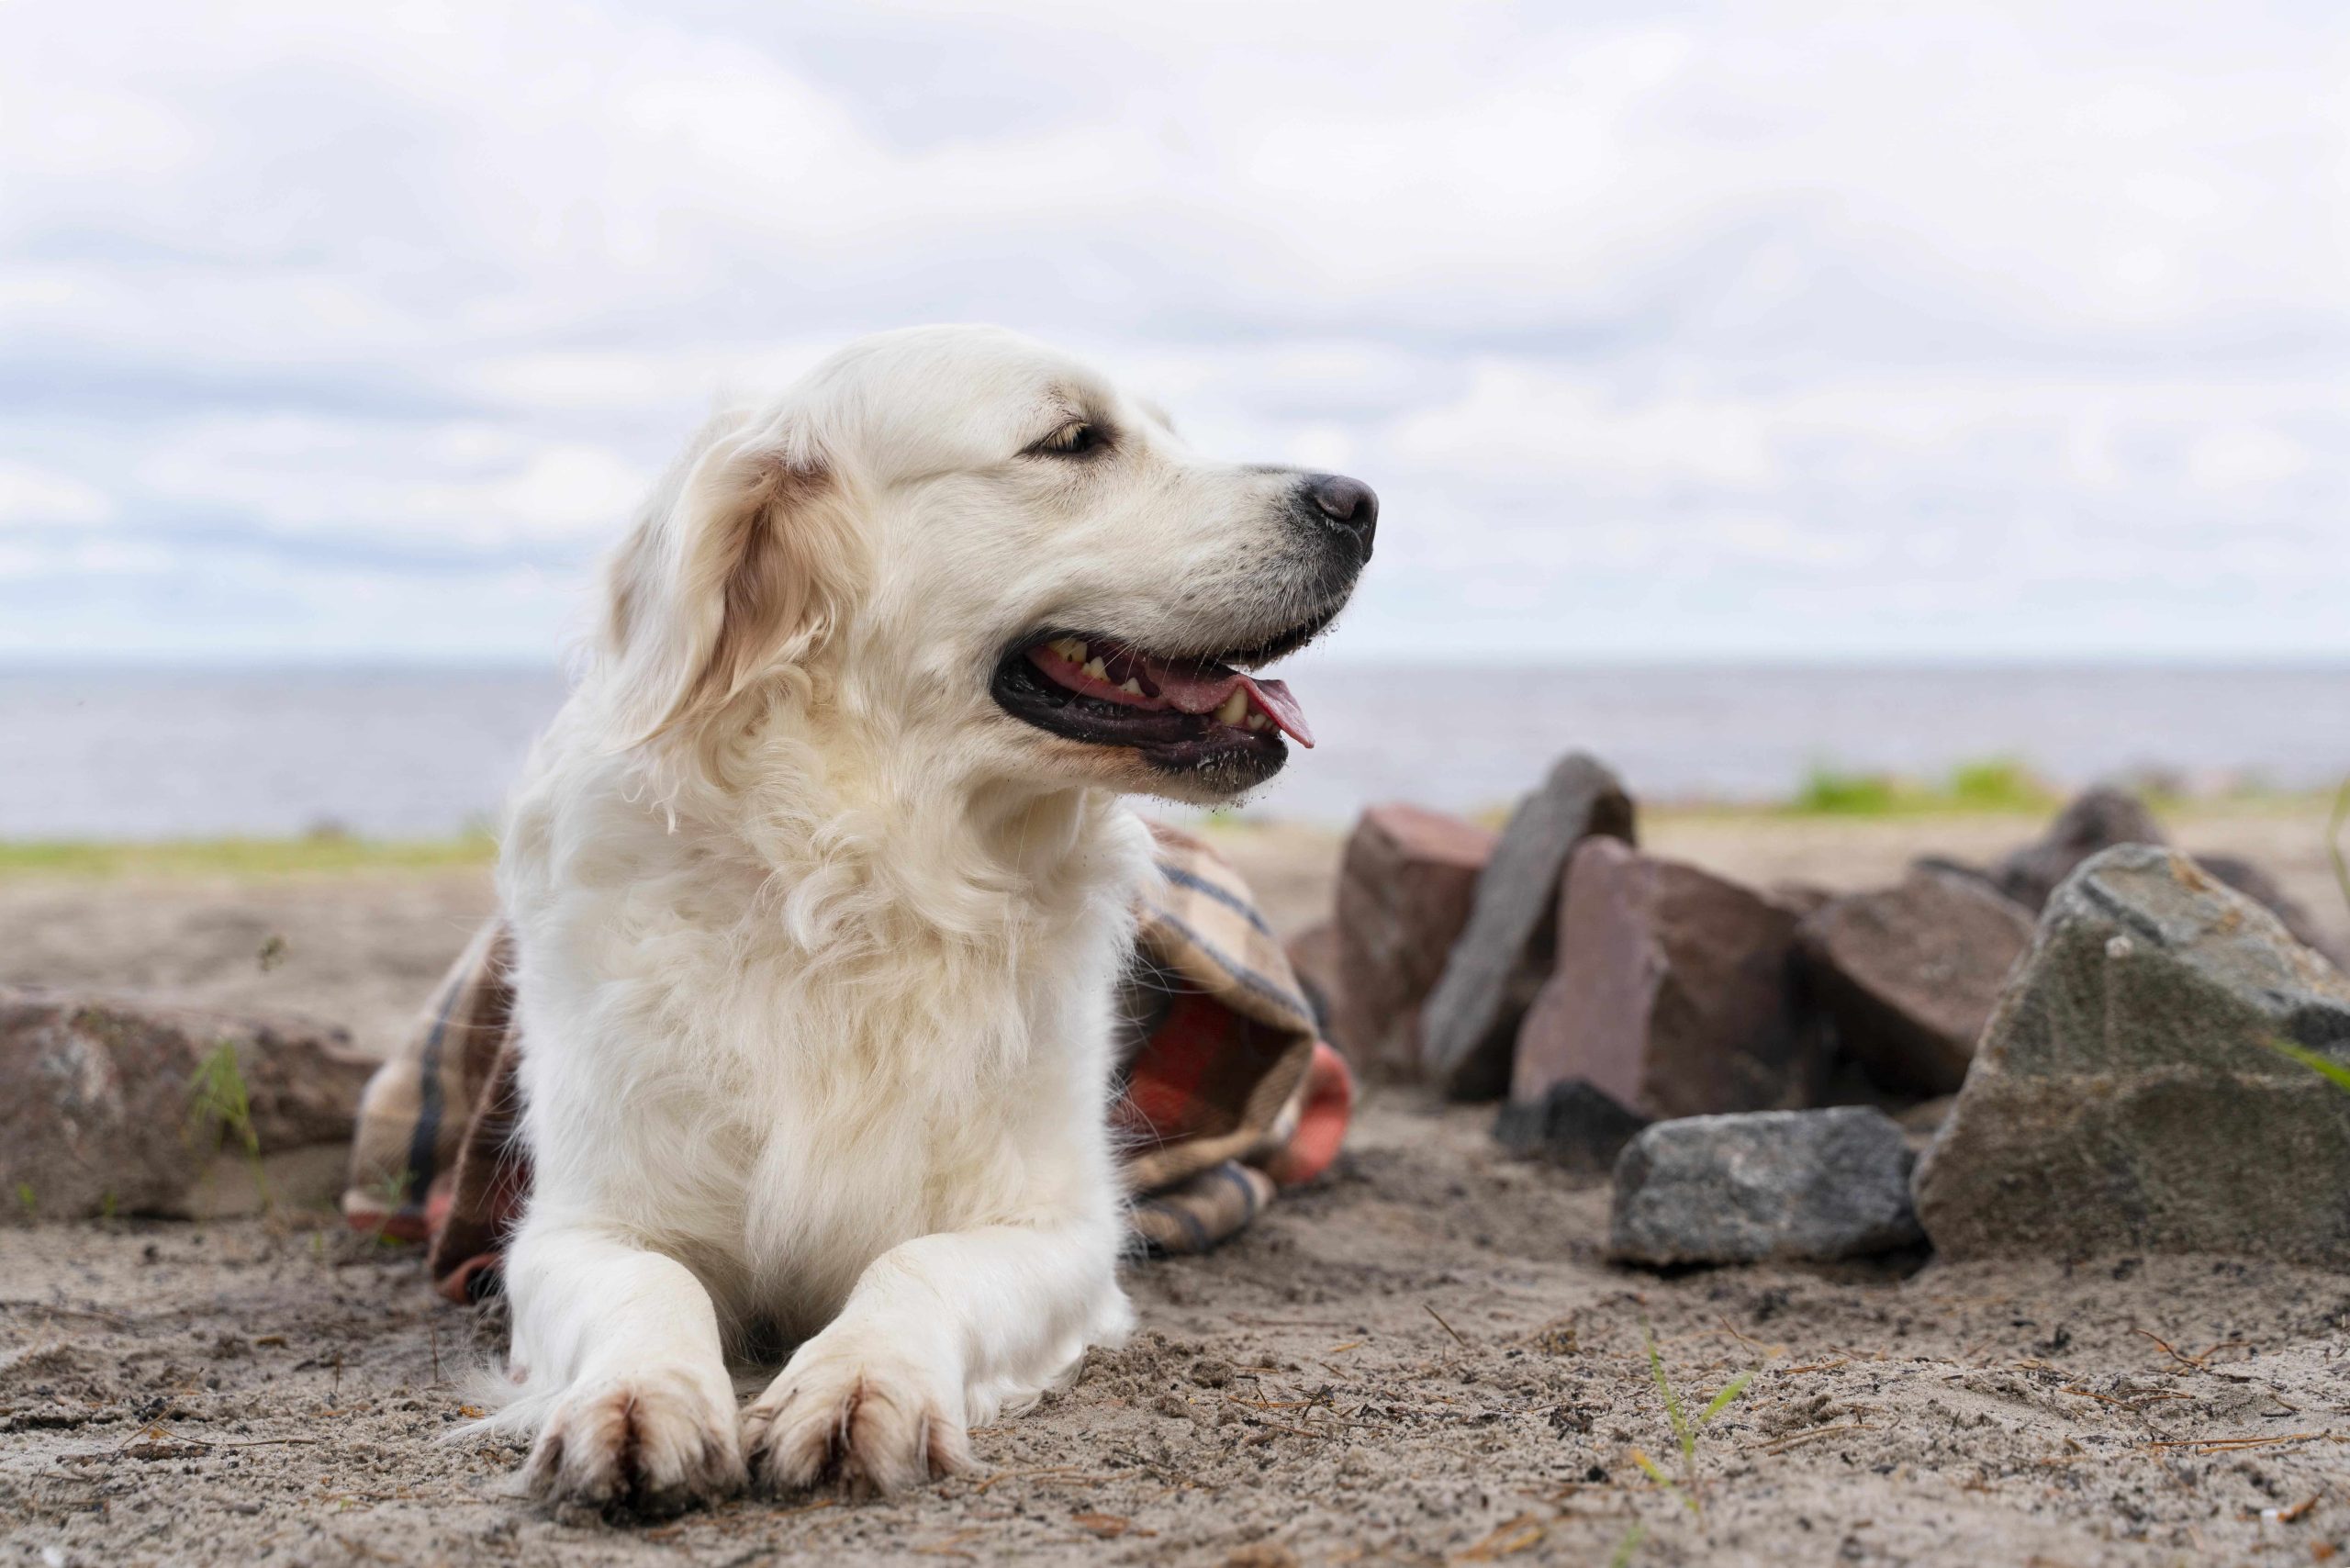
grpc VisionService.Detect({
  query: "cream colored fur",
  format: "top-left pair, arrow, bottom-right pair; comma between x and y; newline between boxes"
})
487,325 -> 1360,1510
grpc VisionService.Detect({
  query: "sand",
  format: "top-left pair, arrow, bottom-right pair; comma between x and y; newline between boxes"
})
3,805 -> 2347,1565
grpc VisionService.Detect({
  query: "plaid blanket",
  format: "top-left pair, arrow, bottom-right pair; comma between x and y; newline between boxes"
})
342,823 -> 1352,1303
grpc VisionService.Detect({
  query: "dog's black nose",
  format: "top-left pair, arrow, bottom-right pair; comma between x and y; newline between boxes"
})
1304,474 -> 1378,551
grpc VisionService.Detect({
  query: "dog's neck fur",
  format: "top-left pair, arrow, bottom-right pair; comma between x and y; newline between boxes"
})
546,676 -> 1150,968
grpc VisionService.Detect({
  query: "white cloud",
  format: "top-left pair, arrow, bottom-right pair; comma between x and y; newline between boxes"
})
2184,425 -> 2311,492
0,0 -> 2345,659
0,462 -> 113,527
451,446 -> 655,537
131,416 -> 655,547
1393,364 -> 1784,494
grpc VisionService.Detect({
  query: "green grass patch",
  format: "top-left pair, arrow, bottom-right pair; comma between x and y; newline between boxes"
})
1631,1324 -> 1761,1521
2266,1036 -> 2350,1096
1790,767 -> 1906,815
1945,756 -> 2057,812
186,1041 -> 272,1214
0,833 -> 497,880
1786,755 -> 2060,818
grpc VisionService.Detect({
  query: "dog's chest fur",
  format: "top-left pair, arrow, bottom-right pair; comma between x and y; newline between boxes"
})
500,745 -> 1148,1334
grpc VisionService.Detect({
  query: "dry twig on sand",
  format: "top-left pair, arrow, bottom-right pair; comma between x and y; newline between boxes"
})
1761,1422 -> 1877,1456
2131,1327 -> 2245,1373
970,1466 -> 1132,1494
2142,1431 -> 2330,1455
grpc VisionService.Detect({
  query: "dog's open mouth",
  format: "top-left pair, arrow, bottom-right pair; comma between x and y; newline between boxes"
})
990,612 -> 1334,777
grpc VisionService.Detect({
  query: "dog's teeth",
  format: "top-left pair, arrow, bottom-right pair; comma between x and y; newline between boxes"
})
1049,637 -> 1087,663
1119,678 -> 1143,696
1246,711 -> 1270,731
1214,689 -> 1248,725
1082,657 -> 1108,680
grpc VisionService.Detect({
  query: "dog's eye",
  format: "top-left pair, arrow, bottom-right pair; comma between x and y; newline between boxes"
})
1027,420 -> 1102,457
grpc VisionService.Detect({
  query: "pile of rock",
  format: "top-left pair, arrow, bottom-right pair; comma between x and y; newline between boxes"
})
1305,763 -> 2350,1270
1916,844 -> 2350,1265
0,988 -> 372,1219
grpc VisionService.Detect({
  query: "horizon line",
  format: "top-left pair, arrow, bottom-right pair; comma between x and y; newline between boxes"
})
4,652 -> 2350,676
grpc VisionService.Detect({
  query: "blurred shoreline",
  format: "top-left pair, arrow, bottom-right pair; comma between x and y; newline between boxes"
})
6,660 -> 2346,841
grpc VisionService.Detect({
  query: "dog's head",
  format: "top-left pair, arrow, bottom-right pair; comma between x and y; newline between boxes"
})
599,326 -> 1374,803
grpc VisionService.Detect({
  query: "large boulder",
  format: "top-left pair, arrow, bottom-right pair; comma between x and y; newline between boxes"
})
1609,1107 -> 1922,1267
2196,853 -> 2346,969
1993,787 -> 2166,911
1508,838 -> 1822,1120
1330,804 -> 1496,1079
1980,787 -> 2340,962
0,988 -> 374,1220
1796,870 -> 2035,1096
1419,754 -> 1636,1099
1914,846 -> 2350,1265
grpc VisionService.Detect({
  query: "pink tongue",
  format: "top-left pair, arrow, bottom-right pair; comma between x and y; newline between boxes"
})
1149,661 -> 1314,748
1241,675 -> 1315,749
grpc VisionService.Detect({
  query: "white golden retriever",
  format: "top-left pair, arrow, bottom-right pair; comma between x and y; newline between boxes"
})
490,326 -> 1375,1512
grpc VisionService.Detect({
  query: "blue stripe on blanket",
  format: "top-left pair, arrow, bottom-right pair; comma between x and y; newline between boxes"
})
397,969 -> 464,1217
1155,860 -> 1276,939
1210,1159 -> 1263,1221
1144,904 -> 1312,1026
1136,1193 -> 1214,1254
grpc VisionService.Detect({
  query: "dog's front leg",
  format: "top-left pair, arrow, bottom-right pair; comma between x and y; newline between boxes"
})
743,1215 -> 1129,1495
504,1222 -> 746,1514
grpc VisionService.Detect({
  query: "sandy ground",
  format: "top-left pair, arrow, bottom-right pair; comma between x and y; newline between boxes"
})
3,805 -> 2347,1565
1,807 -> 2337,1063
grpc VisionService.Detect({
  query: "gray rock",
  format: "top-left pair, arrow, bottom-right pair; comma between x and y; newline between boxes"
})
2197,853 -> 2347,968
1419,754 -> 1636,1100
1993,787 -> 2168,912
0,987 -> 374,1220
1894,1094 -> 1957,1146
1493,1079 -> 1651,1175
1796,869 -> 2035,1096
1608,1107 -> 1922,1267
1964,792 -> 2341,965
1913,845 -> 2350,1265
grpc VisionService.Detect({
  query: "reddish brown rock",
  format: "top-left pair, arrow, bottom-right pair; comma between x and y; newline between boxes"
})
1796,870 -> 2036,1096
1765,882 -> 1837,918
0,987 -> 375,1220
1332,804 -> 1496,1078
1509,838 -> 1819,1120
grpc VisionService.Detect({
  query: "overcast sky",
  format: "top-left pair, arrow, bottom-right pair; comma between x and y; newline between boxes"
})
4,0 -> 2346,665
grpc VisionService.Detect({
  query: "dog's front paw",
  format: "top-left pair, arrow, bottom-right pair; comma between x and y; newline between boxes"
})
743,1335 -> 972,1497
524,1363 -> 745,1518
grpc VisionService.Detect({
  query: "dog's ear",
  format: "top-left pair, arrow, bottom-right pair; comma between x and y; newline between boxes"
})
599,413 -> 859,748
